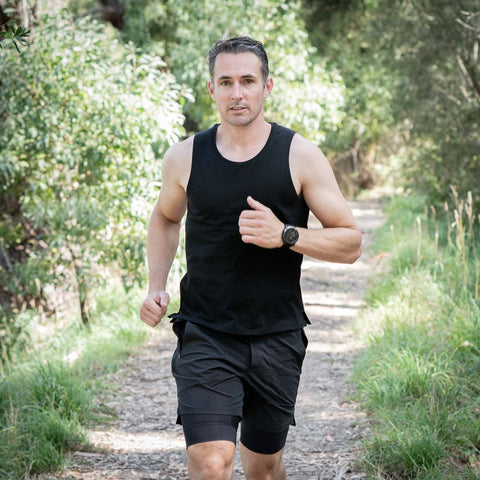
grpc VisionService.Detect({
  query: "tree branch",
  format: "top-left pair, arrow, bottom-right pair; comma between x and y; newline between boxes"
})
73,1 -> 125,30
455,16 -> 480,32
456,53 -> 480,104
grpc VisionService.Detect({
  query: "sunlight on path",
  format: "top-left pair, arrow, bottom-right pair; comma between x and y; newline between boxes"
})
88,431 -> 185,452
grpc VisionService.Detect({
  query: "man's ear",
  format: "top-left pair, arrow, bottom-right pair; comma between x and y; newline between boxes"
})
208,80 -> 216,100
264,77 -> 273,98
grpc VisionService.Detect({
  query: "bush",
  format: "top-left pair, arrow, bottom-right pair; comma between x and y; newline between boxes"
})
0,12 -> 189,331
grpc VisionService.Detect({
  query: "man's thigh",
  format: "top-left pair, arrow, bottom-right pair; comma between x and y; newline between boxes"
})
171,320 -> 247,420
241,328 -> 308,436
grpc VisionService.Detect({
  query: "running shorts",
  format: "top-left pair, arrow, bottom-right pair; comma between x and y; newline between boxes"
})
171,320 -> 308,454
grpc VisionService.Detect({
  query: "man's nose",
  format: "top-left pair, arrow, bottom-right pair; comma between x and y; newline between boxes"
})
231,82 -> 243,99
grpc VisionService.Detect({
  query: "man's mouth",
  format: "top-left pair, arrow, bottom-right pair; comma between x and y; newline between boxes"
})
230,105 -> 247,111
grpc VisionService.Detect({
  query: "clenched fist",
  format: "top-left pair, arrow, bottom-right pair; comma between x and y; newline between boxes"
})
238,196 -> 284,249
139,290 -> 170,328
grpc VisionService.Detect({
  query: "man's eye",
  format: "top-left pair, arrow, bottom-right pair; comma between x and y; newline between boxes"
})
220,81 -> 231,86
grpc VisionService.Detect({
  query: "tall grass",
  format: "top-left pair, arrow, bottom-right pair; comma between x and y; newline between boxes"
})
354,191 -> 480,479
0,285 -> 159,479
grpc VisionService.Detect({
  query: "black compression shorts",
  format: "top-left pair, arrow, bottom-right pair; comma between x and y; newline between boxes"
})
171,320 -> 308,454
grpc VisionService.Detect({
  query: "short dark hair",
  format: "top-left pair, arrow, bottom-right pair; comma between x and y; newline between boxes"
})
208,36 -> 269,84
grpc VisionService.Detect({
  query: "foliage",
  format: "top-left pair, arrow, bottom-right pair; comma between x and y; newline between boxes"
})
361,1 -> 480,206
354,193 -> 480,479
121,0 -> 169,53
0,12 -> 188,327
119,0 -> 347,143
301,0 -> 395,152
0,22 -> 30,53
300,1 -> 480,203
0,0 -> 35,52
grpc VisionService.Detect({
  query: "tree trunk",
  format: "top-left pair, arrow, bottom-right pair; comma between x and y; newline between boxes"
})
0,0 -> 34,28
79,287 -> 91,327
0,4 -> 9,28
98,0 -> 125,29
68,246 -> 91,327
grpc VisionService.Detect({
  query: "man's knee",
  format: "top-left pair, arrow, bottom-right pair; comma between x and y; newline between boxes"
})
188,441 -> 235,480
192,454 -> 230,479
244,462 -> 286,480
240,443 -> 286,480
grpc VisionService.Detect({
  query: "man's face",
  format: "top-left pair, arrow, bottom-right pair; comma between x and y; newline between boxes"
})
208,52 -> 273,127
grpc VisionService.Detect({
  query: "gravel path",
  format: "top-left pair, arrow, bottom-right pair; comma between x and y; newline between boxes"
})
40,195 -> 385,480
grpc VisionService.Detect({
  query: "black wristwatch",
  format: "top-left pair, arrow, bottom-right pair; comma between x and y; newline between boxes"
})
282,224 -> 299,248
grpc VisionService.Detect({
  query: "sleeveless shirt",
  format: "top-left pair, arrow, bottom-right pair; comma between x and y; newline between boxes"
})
169,122 -> 310,335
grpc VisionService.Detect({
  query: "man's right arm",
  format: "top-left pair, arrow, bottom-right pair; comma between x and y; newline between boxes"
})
139,138 -> 192,328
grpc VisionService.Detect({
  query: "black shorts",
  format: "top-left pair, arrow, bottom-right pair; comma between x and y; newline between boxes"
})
171,320 -> 308,454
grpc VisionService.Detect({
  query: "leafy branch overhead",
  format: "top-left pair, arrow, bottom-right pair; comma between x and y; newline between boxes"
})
0,22 -> 30,53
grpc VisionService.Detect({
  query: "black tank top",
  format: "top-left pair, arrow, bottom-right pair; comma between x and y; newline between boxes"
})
169,123 -> 310,335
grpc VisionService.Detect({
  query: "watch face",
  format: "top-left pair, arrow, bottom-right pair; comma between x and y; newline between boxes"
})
283,226 -> 299,246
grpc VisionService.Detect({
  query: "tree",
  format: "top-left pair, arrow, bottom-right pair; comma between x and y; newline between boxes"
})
363,0 -> 480,205
119,0 -> 347,145
299,0 -> 397,187
0,12 -> 189,327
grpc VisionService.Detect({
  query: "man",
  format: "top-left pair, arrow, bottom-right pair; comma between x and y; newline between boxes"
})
140,36 -> 362,480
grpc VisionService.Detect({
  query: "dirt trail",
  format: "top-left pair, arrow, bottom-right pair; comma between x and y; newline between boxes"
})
43,195 -> 385,480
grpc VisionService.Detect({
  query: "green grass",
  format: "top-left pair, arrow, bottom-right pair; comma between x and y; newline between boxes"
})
0,284 -> 172,479
354,193 -> 480,479
0,363 -> 90,477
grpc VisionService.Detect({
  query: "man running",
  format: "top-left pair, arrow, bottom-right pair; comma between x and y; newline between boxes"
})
140,36 -> 362,480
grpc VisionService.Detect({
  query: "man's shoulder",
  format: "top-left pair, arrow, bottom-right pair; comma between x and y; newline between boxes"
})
162,136 -> 194,185
168,124 -> 217,157
289,132 -> 330,186
272,124 -> 314,151
290,131 -> 321,159
168,135 -> 194,158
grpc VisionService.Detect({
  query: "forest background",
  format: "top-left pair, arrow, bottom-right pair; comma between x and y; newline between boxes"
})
1,0 -> 479,479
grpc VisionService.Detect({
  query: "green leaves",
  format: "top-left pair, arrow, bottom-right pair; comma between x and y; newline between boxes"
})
0,12 -> 189,321
0,22 -> 30,54
362,0 -> 480,205
151,0 -> 347,139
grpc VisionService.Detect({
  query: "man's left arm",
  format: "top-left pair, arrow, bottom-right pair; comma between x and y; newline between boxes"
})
238,135 -> 362,264
288,134 -> 361,263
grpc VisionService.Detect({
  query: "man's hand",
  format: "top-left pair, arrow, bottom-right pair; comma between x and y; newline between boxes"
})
238,196 -> 284,249
139,290 -> 170,328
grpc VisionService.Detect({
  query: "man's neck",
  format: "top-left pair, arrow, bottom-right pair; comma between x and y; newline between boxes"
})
216,120 -> 272,162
